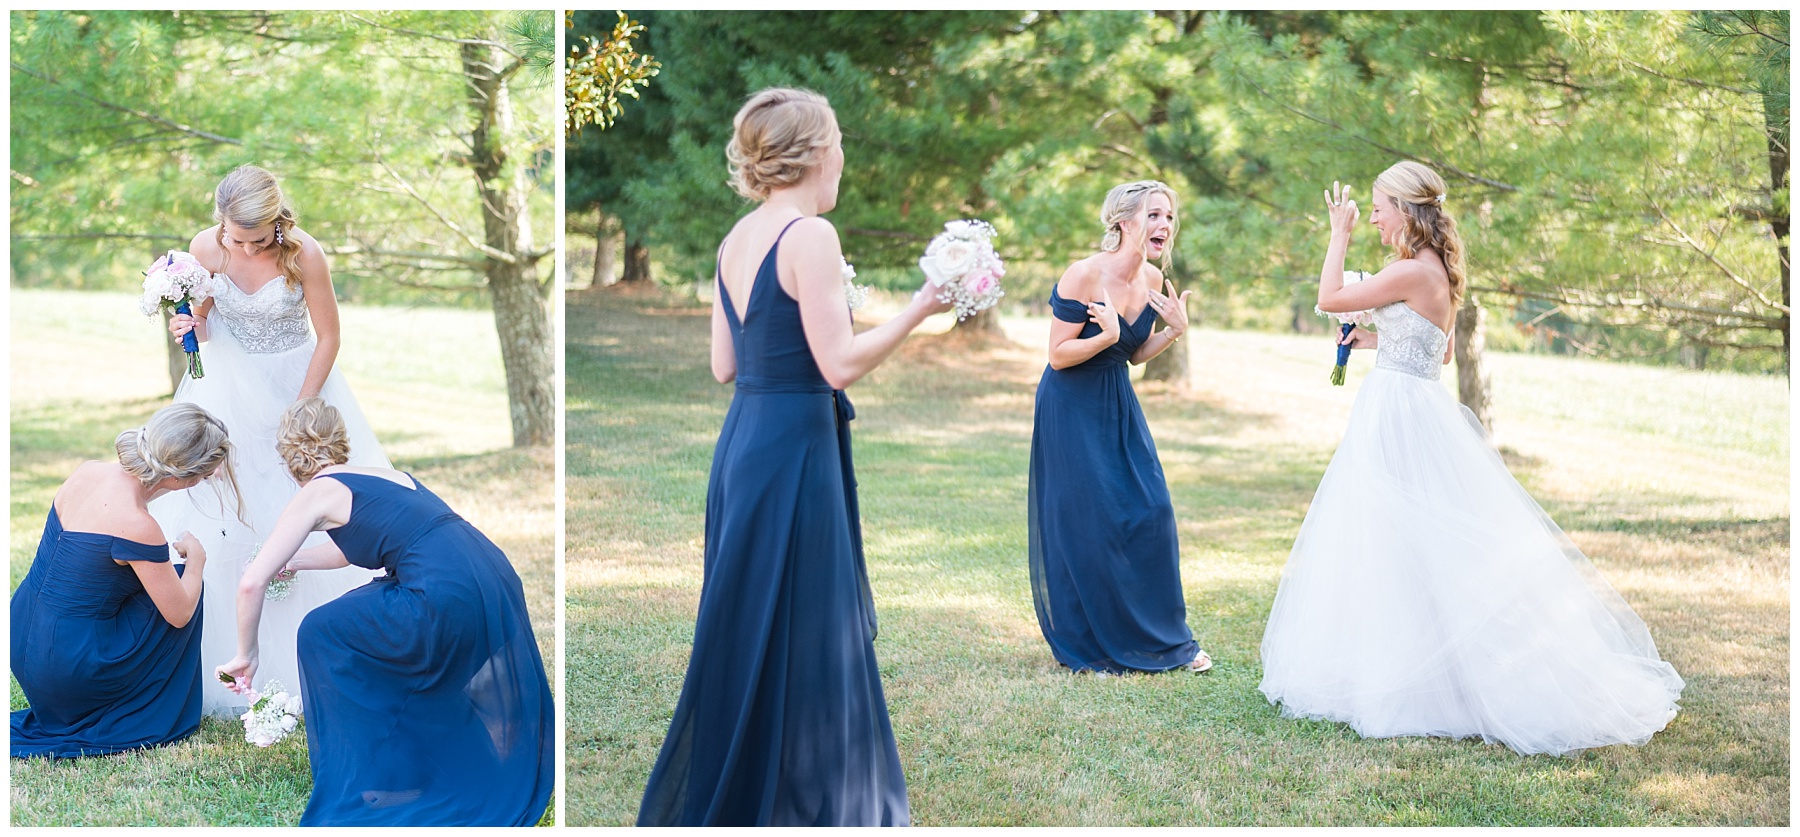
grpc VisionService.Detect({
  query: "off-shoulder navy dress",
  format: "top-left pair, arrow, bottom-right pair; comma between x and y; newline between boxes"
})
11,506 -> 203,758
296,472 -> 553,826
637,220 -> 908,826
1028,287 -> 1200,673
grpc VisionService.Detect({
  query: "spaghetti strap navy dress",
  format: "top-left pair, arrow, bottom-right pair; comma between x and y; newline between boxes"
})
296,472 -> 553,826
1027,287 -> 1200,673
11,506 -> 203,758
637,220 -> 908,826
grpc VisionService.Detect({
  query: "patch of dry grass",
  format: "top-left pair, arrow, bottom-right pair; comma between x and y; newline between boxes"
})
566,284 -> 1787,826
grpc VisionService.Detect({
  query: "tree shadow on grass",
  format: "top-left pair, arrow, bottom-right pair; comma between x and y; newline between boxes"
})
563,286 -> 1788,826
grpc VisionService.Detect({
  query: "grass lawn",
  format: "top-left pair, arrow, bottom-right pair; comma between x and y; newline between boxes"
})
9,288 -> 555,826
565,283 -> 1787,826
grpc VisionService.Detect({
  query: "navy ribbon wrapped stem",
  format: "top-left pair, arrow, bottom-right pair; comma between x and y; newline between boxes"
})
1331,322 -> 1354,386
176,298 -> 205,379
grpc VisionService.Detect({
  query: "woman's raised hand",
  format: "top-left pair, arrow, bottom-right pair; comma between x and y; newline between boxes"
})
1325,180 -> 1359,240
173,531 -> 207,570
911,277 -> 956,317
1090,287 -> 1121,343
1148,279 -> 1192,339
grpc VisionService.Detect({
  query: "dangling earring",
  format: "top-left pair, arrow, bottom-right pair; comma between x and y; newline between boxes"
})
274,223 -> 284,246
1101,225 -> 1122,253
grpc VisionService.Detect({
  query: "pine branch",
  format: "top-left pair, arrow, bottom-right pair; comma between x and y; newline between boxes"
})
10,63 -> 244,146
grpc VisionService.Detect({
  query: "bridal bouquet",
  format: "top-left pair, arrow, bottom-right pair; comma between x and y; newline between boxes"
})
1316,270 -> 1373,386
918,220 -> 1005,321
139,250 -> 214,379
239,679 -> 302,748
841,257 -> 869,312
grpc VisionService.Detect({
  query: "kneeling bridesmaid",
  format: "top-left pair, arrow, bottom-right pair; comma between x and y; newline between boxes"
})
12,403 -> 236,758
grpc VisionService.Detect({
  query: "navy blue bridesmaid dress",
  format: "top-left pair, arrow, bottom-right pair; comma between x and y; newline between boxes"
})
637,220 -> 908,826
1028,287 -> 1200,673
11,506 -> 203,758
295,472 -> 553,826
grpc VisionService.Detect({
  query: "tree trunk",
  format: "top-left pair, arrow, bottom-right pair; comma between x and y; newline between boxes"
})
463,40 -> 553,447
1455,292 -> 1495,441
1764,96 -> 1790,376
593,210 -> 617,289
1142,334 -> 1189,386
622,234 -> 651,283
954,305 -> 1003,334
162,310 -> 186,394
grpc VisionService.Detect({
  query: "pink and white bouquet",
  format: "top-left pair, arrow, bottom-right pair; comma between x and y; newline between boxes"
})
239,679 -> 302,748
139,250 -> 215,379
1316,270 -> 1373,386
918,219 -> 1005,321
841,257 -> 869,312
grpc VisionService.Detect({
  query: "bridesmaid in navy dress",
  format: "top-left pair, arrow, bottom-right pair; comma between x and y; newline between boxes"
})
216,398 -> 552,826
1028,180 -> 1211,675
12,403 -> 236,757
637,87 -> 951,827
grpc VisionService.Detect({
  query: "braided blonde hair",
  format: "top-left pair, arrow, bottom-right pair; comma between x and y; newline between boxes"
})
115,403 -> 243,519
214,165 -> 303,288
276,397 -> 351,484
1373,161 -> 1466,307
726,88 -> 839,201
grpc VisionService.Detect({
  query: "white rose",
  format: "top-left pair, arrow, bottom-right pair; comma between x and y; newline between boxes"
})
920,239 -> 978,287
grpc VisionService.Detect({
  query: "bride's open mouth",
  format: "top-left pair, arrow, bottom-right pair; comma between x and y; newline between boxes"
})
1148,233 -> 1168,250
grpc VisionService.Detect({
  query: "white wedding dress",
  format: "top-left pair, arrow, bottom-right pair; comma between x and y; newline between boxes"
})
1258,300 -> 1684,756
148,273 -> 388,718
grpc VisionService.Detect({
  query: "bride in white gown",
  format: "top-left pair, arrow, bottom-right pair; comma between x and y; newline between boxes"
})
150,165 -> 388,717
1259,162 -> 1683,757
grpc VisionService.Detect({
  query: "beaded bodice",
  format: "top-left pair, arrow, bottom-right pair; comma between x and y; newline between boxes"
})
1373,302 -> 1449,381
210,274 -> 310,354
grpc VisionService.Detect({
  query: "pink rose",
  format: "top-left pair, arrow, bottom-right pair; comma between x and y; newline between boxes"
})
964,271 -> 1000,297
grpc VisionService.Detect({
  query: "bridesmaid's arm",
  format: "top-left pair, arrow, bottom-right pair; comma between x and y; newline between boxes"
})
711,278 -> 736,383
217,477 -> 352,693
1048,264 -> 1121,370
787,218 -> 951,390
293,234 -> 341,401
128,531 -> 208,629
284,542 -> 351,572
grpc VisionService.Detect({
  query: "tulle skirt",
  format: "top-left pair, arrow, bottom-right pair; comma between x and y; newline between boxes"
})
147,322 -> 388,717
1259,367 -> 1684,756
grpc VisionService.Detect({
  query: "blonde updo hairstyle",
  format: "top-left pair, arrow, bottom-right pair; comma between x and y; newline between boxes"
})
1100,180 -> 1179,270
276,397 -> 351,485
214,164 -> 303,288
726,88 -> 839,201
1373,161 -> 1466,307
115,403 -> 243,518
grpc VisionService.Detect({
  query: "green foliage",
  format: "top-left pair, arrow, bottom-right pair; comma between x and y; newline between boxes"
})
574,10 -> 1787,371
10,11 -> 555,307
566,11 -> 661,136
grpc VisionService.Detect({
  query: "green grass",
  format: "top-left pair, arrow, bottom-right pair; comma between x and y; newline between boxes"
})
565,284 -> 1788,826
9,288 -> 555,826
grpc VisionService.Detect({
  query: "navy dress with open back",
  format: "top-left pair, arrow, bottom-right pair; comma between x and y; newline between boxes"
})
637,219 -> 909,826
295,471 -> 552,826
